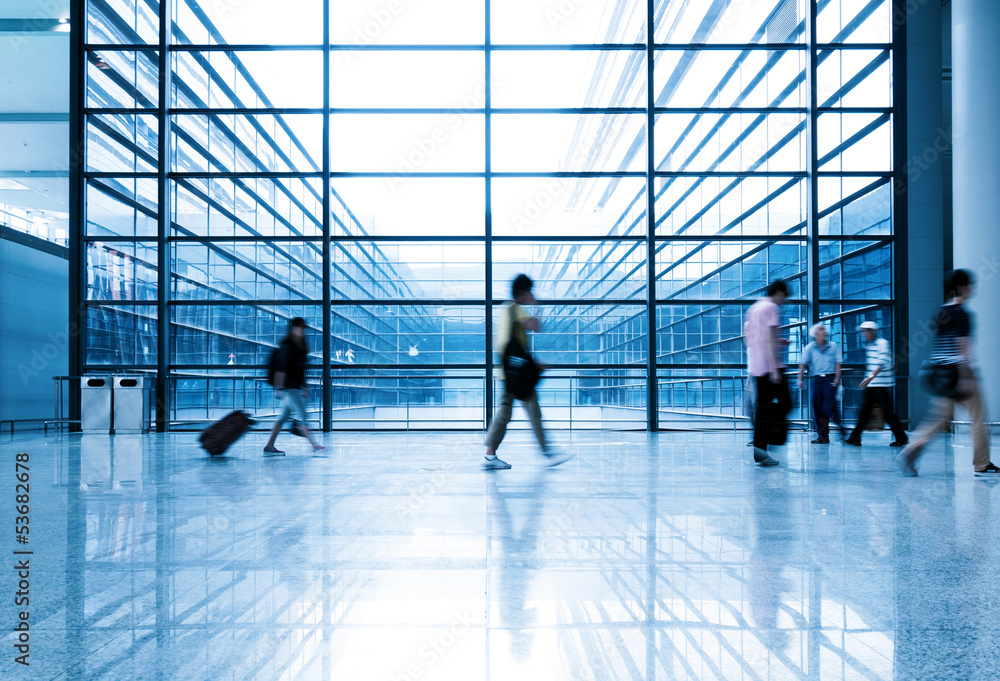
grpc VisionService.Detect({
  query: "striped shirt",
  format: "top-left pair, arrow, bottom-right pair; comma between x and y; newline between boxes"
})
930,303 -> 972,364
864,337 -> 894,387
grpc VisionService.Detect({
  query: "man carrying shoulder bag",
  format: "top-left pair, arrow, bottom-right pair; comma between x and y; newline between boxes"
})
482,274 -> 570,470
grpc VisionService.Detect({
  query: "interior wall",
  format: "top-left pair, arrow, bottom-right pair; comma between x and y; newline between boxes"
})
0,227 -> 69,425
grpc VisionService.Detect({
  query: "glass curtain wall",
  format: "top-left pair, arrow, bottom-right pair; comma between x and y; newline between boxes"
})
76,0 -> 897,431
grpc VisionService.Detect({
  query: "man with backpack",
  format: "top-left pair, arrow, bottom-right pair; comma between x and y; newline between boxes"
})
482,274 -> 570,470
264,317 -> 325,455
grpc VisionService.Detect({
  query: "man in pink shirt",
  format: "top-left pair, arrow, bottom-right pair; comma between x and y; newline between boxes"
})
745,280 -> 792,466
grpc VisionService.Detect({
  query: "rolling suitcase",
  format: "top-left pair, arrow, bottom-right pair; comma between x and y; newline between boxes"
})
199,410 -> 255,456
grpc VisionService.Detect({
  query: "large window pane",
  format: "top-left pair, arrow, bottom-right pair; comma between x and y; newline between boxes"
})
492,0 -> 644,45
86,305 -> 158,365
331,52 -> 485,108
330,178 -> 484,236
492,51 -> 645,108
332,242 -> 486,300
173,0 -> 323,45
493,241 -> 646,301
653,49 -> 806,109
172,304 -> 323,365
330,0 -> 485,46
173,241 -> 323,301
656,240 -> 805,301
331,113 -> 485,172
492,114 -> 644,173
654,112 -> 806,173
655,0 -> 807,45
86,179 -> 158,237
524,304 -> 647,365
333,305 -> 485,365
491,177 -> 646,238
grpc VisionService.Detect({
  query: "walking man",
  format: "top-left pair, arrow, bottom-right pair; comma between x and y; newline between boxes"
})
482,274 -> 569,470
745,280 -> 792,467
797,324 -> 844,444
844,321 -> 908,447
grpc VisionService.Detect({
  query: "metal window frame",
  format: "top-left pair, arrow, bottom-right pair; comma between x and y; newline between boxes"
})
71,0 -> 900,432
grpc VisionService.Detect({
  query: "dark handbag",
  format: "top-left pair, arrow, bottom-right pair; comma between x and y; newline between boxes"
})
920,360 -> 970,400
501,307 -> 541,400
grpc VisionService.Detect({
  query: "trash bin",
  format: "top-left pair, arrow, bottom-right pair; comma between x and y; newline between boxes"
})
113,376 -> 148,433
81,377 -> 112,433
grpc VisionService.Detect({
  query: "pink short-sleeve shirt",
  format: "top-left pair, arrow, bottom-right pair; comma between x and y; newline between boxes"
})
745,298 -> 784,377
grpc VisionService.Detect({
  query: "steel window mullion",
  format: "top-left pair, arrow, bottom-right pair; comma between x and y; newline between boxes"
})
323,0 -> 332,431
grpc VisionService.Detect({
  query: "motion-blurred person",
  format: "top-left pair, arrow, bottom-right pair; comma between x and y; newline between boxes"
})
482,274 -> 569,470
899,269 -> 998,476
797,323 -> 844,444
843,321 -> 908,448
744,280 -> 792,467
264,317 -> 325,456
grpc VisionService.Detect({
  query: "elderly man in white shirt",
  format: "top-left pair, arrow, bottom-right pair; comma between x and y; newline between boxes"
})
844,321 -> 909,447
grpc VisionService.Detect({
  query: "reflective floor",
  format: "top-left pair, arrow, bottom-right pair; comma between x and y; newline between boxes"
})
2,428 -> 999,680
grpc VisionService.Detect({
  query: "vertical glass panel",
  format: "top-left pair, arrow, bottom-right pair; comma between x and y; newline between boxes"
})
491,177 -> 647,238
657,369 -> 749,429
88,0 -> 159,44
818,177 -> 892,234
817,0 -> 892,43
87,241 -> 159,300
330,0 -> 485,45
86,179 -> 157,237
655,0 -> 807,44
86,305 -> 157,365
87,113 -> 158,173
492,114 -> 645,173
817,49 -> 891,107
87,50 -> 159,109
818,240 -> 892,300
818,113 -> 892,172
331,52 -> 485,108
492,0 -> 644,44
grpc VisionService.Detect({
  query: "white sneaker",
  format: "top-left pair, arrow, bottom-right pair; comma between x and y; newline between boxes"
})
543,448 -> 573,467
482,456 -> 511,470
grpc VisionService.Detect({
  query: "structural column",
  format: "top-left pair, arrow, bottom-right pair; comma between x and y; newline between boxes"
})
952,0 -> 1000,420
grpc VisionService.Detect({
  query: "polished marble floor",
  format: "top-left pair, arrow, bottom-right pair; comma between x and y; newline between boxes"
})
1,427 -> 999,680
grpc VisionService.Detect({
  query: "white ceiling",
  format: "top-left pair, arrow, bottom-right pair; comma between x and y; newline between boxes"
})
0,0 -> 69,223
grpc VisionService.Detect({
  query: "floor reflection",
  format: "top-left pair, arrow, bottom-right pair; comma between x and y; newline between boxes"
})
4,430 -> 1000,679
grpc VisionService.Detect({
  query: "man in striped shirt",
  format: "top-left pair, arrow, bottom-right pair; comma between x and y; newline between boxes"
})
844,321 -> 908,447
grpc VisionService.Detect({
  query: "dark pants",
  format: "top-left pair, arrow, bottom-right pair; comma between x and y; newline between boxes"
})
811,376 -> 842,439
848,387 -> 907,443
753,374 -> 792,458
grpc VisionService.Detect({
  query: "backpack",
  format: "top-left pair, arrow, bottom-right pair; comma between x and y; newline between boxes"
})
501,305 -> 541,399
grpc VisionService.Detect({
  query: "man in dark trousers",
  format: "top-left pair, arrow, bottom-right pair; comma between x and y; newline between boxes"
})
844,321 -> 908,448
744,280 -> 792,467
